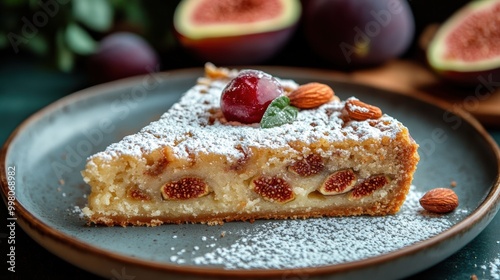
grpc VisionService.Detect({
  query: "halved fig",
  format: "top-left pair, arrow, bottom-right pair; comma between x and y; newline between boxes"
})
173,0 -> 301,65
427,0 -> 500,85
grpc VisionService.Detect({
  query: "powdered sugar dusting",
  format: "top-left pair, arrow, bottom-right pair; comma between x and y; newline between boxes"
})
477,251 -> 500,279
177,185 -> 466,269
488,258 -> 500,279
90,74 -> 403,163
346,97 -> 370,113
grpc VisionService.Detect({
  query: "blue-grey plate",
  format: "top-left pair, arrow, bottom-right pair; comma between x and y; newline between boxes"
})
1,67 -> 499,280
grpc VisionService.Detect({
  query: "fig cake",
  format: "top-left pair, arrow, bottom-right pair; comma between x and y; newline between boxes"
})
81,64 -> 419,226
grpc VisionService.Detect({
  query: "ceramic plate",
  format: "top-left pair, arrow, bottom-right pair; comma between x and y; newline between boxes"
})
1,67 -> 500,280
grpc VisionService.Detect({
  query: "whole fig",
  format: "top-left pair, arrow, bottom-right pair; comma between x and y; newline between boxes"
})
304,0 -> 415,68
89,32 -> 159,83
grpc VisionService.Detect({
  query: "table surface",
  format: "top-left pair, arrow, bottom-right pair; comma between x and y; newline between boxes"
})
0,54 -> 499,280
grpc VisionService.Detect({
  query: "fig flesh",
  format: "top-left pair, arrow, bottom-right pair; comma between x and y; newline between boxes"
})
303,0 -> 414,68
427,0 -> 500,86
173,0 -> 301,65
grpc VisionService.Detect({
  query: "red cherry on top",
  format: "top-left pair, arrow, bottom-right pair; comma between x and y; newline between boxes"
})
220,70 -> 283,124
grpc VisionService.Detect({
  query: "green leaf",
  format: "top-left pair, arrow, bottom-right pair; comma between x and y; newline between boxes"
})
73,0 -> 113,32
121,0 -> 147,25
56,29 -> 74,72
260,96 -> 298,129
0,32 -> 7,49
3,0 -> 27,7
29,0 -> 39,9
65,23 -> 97,55
25,35 -> 48,55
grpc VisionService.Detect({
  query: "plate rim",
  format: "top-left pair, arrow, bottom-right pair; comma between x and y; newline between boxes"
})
1,66 -> 500,278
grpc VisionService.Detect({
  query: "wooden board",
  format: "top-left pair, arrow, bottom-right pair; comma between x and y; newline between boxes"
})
344,59 -> 500,127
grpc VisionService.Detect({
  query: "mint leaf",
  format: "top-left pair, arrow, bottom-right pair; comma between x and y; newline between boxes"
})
260,96 -> 298,128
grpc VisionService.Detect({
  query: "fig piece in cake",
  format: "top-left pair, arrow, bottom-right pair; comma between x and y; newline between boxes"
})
250,176 -> 295,204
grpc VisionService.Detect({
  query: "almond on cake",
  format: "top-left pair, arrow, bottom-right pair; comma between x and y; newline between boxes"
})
81,63 -> 419,226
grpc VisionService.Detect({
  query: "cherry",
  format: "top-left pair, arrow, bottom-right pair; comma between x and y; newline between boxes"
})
220,70 -> 283,123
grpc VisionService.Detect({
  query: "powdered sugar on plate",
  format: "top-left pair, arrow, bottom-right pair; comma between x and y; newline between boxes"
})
476,247 -> 500,279
486,257 -> 500,279
176,185 -> 469,269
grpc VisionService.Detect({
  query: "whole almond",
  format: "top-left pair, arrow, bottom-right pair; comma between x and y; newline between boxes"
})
344,98 -> 382,121
419,188 -> 459,213
287,82 -> 334,109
